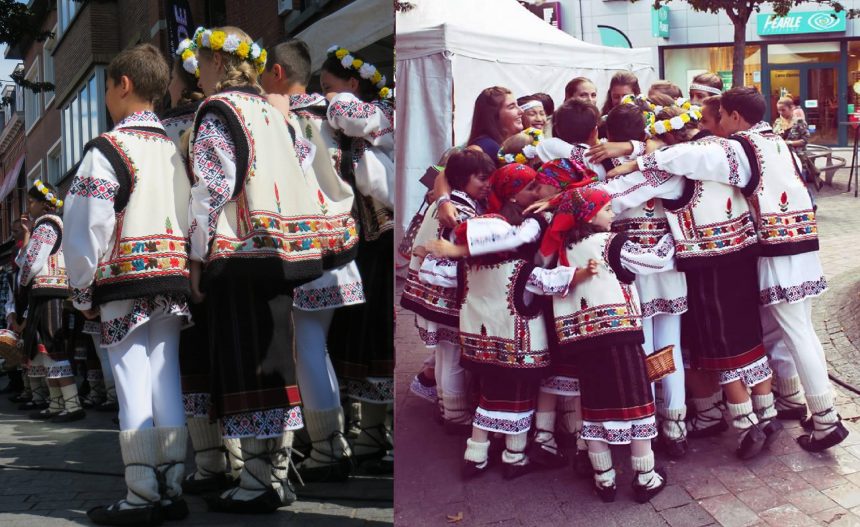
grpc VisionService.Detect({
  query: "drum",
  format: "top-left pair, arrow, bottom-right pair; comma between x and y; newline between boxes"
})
0,329 -> 21,368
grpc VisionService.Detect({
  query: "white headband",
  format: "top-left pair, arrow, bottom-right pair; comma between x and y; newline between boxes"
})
519,100 -> 543,112
689,83 -> 722,96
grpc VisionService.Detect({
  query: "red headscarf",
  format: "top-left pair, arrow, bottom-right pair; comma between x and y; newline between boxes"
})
487,163 -> 537,213
539,185 -> 612,265
535,158 -> 598,191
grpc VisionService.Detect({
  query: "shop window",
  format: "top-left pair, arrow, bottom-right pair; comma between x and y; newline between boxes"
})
663,45 -> 762,96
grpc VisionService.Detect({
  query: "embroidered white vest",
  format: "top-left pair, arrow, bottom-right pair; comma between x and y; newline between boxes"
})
612,198 -> 669,247
553,232 -> 641,351
161,103 -> 198,150
192,89 -> 324,282
401,193 -> 478,327
86,127 -> 191,303
459,257 -> 550,372
731,126 -> 818,256
288,105 -> 359,268
31,214 -> 69,297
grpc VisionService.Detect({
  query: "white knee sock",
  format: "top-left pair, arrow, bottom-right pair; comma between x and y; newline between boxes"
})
807,392 -> 839,439
631,452 -> 663,488
464,438 -> 489,465
503,432 -> 528,465
661,406 -> 687,440
774,375 -> 805,411
751,393 -> 777,425
60,383 -> 81,413
187,416 -> 227,479
588,448 -> 615,487
727,400 -> 760,443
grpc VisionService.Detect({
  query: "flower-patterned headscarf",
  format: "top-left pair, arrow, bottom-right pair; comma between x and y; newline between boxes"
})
539,185 -> 611,264
487,163 -> 537,214
535,158 -> 598,192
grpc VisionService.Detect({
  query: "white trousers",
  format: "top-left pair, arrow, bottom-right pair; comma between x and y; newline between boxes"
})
761,300 -> 830,398
434,340 -> 466,397
90,333 -> 116,389
109,313 -> 184,431
294,308 -> 341,411
642,314 -> 685,411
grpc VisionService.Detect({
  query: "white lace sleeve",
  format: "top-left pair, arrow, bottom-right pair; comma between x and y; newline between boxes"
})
620,234 -> 676,275
526,266 -> 574,296
418,255 -> 458,288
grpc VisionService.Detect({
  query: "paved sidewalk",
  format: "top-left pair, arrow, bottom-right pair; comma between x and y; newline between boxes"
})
394,172 -> 860,527
0,391 -> 393,525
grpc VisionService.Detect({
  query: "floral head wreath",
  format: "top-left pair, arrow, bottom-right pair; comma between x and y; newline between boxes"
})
497,127 -> 543,165
34,179 -> 62,209
647,106 -> 703,137
175,38 -> 199,78
326,45 -> 391,100
193,27 -> 267,75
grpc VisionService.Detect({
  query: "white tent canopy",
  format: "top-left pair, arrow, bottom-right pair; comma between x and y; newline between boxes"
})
394,0 -> 657,249
295,0 -> 392,71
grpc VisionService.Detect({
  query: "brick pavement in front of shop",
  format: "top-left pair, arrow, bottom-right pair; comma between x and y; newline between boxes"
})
394,172 -> 860,527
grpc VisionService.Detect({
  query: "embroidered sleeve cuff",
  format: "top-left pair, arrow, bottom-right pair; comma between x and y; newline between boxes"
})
72,287 -> 94,311
630,140 -> 645,158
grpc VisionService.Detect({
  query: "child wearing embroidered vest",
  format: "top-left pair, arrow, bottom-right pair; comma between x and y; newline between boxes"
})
188,26 -> 325,512
17,181 -> 82,424
609,101 -> 778,462
259,38 -> 365,483
540,185 -> 674,503
403,149 -> 493,433
426,164 -> 579,480
720,87 -> 848,452
604,103 -> 690,459
63,44 -> 191,526
322,45 -> 396,471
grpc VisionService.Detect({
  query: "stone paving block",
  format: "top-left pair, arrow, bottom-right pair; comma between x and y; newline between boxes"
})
648,484 -> 692,512
684,477 -> 730,500
823,483 -> 860,509
757,504 -> 817,526
698,494 -> 761,527
797,466 -> 850,490
785,487 -> 840,515
764,471 -> 815,495
659,502 -> 714,527
811,506 -> 855,526
779,450 -> 837,473
734,485 -> 788,513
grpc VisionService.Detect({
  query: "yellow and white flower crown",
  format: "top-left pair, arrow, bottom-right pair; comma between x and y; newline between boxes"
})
326,45 -> 391,100
498,127 -> 543,165
193,27 -> 267,75
34,179 -> 62,209
175,38 -> 199,78
647,107 -> 703,137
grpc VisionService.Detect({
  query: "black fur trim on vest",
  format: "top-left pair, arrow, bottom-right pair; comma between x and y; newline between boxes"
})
675,243 -> 760,271
84,137 -> 133,212
606,233 -> 636,284
728,134 -> 761,198
193,100 -> 251,197
94,275 -> 190,305
203,257 -> 323,290
160,101 -> 201,121
662,178 -> 697,211
35,217 -> 62,255
511,261 -> 544,318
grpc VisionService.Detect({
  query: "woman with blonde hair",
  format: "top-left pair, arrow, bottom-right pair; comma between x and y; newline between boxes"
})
188,26 -> 324,513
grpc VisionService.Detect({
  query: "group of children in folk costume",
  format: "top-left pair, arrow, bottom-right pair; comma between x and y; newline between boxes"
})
2,24 -> 393,526
403,78 -> 847,503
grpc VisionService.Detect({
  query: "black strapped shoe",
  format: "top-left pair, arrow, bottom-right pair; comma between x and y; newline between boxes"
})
297,431 -> 353,483
774,390 -> 807,421
632,467 -> 667,503
592,467 -> 616,503
735,419 -> 767,460
527,430 -> 568,468
797,412 -> 849,452
687,406 -> 728,439
501,449 -> 533,480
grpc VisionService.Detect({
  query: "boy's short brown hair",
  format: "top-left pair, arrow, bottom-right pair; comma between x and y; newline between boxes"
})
553,99 -> 600,145
107,43 -> 170,104
606,103 -> 646,142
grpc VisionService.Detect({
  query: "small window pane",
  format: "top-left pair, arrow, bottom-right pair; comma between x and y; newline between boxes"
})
89,74 -> 99,138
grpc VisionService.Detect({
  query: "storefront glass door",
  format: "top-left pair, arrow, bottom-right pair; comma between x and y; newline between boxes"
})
769,65 -> 839,145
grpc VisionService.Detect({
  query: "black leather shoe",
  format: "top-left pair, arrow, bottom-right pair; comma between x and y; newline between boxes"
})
87,501 -> 165,526
660,436 -> 688,459
18,400 -> 47,411
30,408 -> 60,420
760,419 -> 784,448
8,392 -> 31,403
50,409 -> 86,423
687,417 -> 728,439
776,405 -> 807,421
502,459 -> 533,480
736,425 -> 767,460
181,473 -> 230,495
594,482 -> 616,503
527,437 -> 567,468
205,488 -> 282,514
461,458 -> 489,480
798,421 -> 850,452
632,467 -> 667,503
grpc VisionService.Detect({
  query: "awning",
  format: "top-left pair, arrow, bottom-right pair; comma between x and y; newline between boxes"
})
0,154 -> 23,203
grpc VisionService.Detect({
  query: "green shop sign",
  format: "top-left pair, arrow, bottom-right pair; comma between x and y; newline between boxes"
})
758,10 -> 846,36
651,6 -> 669,38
